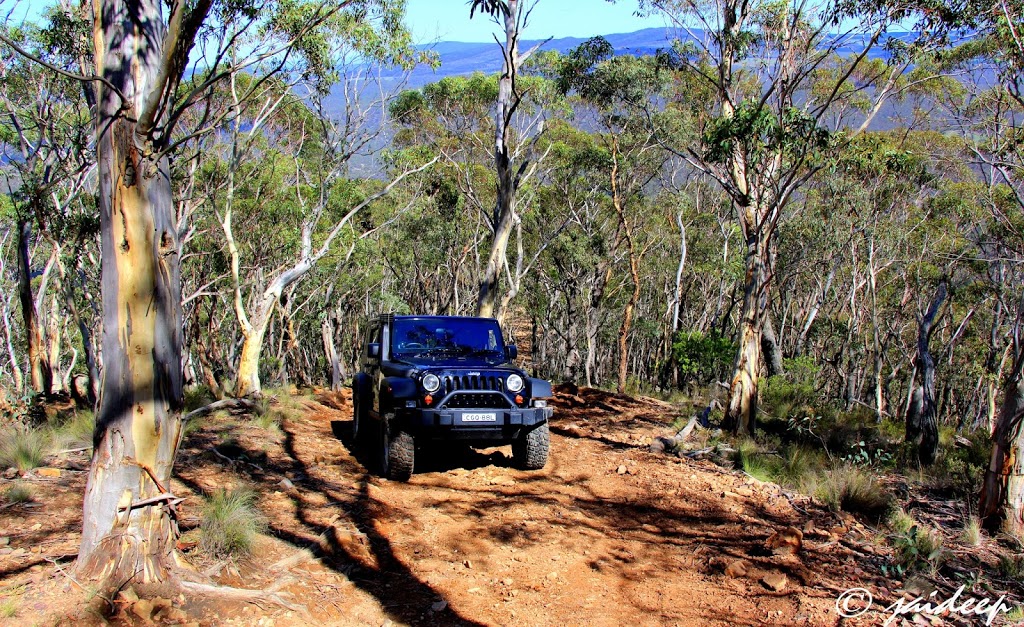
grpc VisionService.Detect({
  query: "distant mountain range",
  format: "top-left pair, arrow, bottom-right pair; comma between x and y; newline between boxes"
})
384,27 -> 921,88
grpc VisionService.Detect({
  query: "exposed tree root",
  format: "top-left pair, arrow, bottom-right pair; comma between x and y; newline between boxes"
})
178,576 -> 306,616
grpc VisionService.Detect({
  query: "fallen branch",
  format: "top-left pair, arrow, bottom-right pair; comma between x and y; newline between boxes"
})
183,398 -> 257,422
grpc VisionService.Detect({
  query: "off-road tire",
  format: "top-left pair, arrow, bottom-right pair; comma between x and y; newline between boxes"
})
351,388 -> 370,447
512,422 -> 549,470
380,417 -> 415,481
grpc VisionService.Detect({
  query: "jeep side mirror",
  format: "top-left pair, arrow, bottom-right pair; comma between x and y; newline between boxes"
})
367,343 -> 380,358
505,344 -> 518,361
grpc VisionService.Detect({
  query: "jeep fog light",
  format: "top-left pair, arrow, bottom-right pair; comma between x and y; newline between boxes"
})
506,374 -> 524,392
422,373 -> 440,392
533,399 -> 547,408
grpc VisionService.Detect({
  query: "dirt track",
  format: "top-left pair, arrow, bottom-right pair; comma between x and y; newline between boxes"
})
1,388 -> 901,626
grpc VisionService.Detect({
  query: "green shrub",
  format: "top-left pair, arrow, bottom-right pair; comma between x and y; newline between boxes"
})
0,598 -> 16,618
886,507 -> 916,534
670,331 -> 735,388
893,525 -> 946,573
3,483 -> 32,504
775,445 -> 826,491
997,553 -> 1023,580
816,465 -> 892,521
0,428 -> 49,471
254,410 -> 282,433
200,487 -> 266,558
961,516 -> 983,547
761,356 -> 820,419
929,435 -> 988,499
183,385 -> 215,413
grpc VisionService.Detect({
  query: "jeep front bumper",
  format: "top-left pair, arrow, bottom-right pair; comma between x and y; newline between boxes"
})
395,406 -> 552,440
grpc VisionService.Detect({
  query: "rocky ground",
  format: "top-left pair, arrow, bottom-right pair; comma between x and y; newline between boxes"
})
1,386 -> 1020,626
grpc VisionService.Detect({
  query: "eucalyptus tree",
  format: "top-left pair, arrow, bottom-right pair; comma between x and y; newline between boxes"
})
552,39 -> 672,393
0,0 -> 424,591
639,0 -> 941,435
469,0 -> 551,318
0,17 -> 95,396
214,65 -> 434,398
945,0 -> 1024,536
391,69 -> 565,323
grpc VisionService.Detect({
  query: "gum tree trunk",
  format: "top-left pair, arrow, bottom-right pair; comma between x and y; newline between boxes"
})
905,281 -> 946,465
724,232 -> 767,436
981,294 -> 1024,537
17,219 -> 52,395
476,0 -> 520,318
980,376 -> 1024,536
77,0 -> 188,586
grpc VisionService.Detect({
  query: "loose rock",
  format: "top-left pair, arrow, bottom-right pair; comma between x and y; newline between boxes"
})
762,573 -> 788,592
765,526 -> 803,556
724,560 -> 748,578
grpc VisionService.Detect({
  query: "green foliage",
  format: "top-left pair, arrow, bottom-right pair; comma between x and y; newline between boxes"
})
762,357 -> 820,419
928,431 -> 990,499
997,553 -> 1024,580
702,102 -> 831,166
886,507 -> 916,534
200,487 -> 267,558
184,385 -> 216,413
671,331 -> 735,388
3,482 -> 32,504
0,597 -> 16,618
49,411 -> 95,451
892,525 -> 946,573
774,444 -> 827,492
0,428 -> 49,471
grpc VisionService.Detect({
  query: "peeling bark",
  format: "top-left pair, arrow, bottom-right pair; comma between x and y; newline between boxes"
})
78,0 -> 190,588
724,233 -> 767,436
981,293 -> 1024,538
17,219 -> 52,395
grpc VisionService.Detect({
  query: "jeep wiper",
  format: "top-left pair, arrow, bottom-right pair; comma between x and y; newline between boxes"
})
419,347 -> 465,357
466,349 -> 502,358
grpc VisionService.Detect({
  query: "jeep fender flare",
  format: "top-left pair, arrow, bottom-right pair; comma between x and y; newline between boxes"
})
528,378 -> 552,399
379,376 -> 418,413
352,372 -> 372,398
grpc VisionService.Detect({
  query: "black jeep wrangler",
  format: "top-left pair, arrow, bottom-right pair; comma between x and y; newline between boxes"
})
351,314 -> 553,480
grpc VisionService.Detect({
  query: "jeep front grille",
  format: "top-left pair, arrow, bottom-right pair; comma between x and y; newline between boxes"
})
440,374 -> 505,394
441,392 -> 512,409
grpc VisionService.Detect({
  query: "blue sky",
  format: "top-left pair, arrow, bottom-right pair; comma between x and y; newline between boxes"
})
403,0 -> 667,43
7,0 -> 665,43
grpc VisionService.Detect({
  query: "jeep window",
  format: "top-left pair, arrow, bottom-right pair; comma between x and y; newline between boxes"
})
391,318 -> 506,364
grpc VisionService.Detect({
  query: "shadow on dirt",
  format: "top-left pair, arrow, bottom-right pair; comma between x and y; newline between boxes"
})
175,391 -> 881,625
176,401 -> 486,627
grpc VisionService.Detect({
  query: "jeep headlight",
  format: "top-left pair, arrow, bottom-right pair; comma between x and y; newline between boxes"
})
422,373 -> 440,393
506,374 -> 524,392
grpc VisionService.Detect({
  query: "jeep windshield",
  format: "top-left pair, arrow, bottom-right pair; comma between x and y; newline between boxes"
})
390,317 -> 507,365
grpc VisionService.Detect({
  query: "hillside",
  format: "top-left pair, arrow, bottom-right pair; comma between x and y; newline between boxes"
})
2,389 -> 1021,625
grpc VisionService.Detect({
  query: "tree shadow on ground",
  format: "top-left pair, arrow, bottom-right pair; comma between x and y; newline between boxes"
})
176,409 -> 486,626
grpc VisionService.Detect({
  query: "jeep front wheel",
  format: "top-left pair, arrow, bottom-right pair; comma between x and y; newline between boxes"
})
380,417 -> 415,481
512,422 -> 549,470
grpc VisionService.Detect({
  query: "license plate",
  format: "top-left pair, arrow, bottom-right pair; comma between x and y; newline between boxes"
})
462,412 -> 497,422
